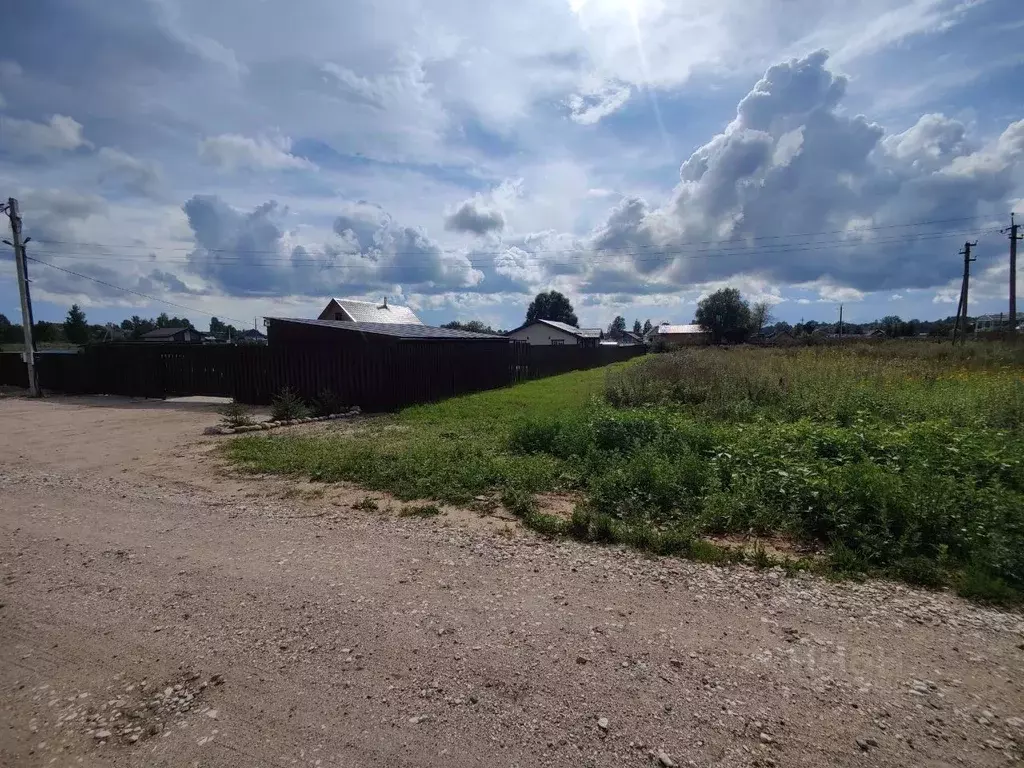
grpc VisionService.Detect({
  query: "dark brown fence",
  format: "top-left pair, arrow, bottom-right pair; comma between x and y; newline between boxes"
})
0,342 -> 645,411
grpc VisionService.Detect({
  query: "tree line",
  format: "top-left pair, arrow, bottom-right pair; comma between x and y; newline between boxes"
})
0,304 -> 247,346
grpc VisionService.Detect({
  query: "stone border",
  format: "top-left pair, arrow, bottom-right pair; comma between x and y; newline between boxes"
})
204,407 -> 361,435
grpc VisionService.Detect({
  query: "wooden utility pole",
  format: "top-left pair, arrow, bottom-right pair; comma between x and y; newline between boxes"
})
838,303 -> 843,339
2,197 -> 38,395
954,241 -> 978,346
1003,213 -> 1021,336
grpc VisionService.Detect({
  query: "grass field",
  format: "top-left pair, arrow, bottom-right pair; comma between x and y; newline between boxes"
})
227,342 -> 1024,601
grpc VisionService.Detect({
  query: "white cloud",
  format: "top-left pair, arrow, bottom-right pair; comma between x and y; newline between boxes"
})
198,134 -> 315,172
0,114 -> 89,155
567,80 -> 632,125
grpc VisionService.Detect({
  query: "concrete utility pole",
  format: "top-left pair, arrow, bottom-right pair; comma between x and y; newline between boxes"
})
838,304 -> 843,339
1003,213 -> 1021,336
2,197 -> 38,395
953,241 -> 978,346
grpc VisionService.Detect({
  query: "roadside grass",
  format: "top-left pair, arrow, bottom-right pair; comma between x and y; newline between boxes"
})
226,344 -> 1024,602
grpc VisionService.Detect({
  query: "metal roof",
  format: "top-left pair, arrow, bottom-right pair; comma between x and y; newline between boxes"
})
142,326 -> 192,338
267,317 -> 506,341
652,324 -> 705,335
509,319 -> 602,338
326,298 -> 422,325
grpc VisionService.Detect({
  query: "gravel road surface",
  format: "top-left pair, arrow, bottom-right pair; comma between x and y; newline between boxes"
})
1,395 -> 1022,767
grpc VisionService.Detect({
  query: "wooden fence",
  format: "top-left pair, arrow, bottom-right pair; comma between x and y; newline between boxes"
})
0,343 -> 645,411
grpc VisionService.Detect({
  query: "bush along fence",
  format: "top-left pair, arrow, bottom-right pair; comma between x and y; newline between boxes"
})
0,342 -> 645,411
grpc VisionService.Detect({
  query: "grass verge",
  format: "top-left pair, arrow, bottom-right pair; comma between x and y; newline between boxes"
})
226,345 -> 1024,603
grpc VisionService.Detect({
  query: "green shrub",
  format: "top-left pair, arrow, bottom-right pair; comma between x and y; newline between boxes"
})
218,401 -> 254,428
311,389 -> 344,417
270,387 -> 311,421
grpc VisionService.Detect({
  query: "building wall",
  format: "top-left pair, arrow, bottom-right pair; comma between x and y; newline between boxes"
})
660,332 -> 709,347
507,324 -> 582,346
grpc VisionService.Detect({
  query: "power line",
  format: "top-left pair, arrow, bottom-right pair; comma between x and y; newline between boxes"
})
24,255 -> 247,325
28,214 -> 997,259
25,227 -> 1003,271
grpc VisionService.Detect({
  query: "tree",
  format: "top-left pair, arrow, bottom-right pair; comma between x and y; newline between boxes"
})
695,287 -> 752,344
750,301 -> 774,334
63,304 -> 89,345
632,319 -> 642,335
880,315 -> 904,338
441,320 -> 497,335
210,317 -> 226,335
525,291 -> 578,327
32,321 -> 59,344
607,315 -> 626,337
642,319 -> 653,336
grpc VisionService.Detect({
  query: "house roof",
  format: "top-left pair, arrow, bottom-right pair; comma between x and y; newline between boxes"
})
508,319 -> 602,338
326,298 -> 422,325
267,317 -> 506,341
652,324 -> 704,335
142,326 -> 193,338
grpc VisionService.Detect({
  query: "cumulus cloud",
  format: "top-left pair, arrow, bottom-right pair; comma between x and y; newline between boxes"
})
0,114 -> 90,156
577,50 -> 1024,297
183,195 -> 481,297
444,200 -> 505,235
198,134 -> 315,172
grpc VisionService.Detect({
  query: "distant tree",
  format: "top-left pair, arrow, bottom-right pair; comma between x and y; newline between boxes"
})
750,301 -> 774,334
32,321 -> 59,344
63,304 -> 89,345
525,291 -> 578,327
123,315 -> 156,339
632,319 -> 642,335
441,320 -> 497,335
156,312 -> 193,330
210,316 -> 226,335
695,288 -> 752,344
880,315 -> 904,338
608,315 -> 627,337
642,319 -> 653,336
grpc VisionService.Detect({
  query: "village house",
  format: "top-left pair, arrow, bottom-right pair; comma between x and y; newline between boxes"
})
318,298 -> 422,325
505,320 -> 603,347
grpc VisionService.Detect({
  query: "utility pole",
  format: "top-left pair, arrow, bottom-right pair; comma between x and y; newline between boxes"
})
1003,213 -> 1021,336
838,304 -> 843,340
2,197 -> 38,396
954,241 -> 978,346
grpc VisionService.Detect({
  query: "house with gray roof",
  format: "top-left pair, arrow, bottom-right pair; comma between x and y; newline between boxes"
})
505,319 -> 603,347
318,297 -> 422,325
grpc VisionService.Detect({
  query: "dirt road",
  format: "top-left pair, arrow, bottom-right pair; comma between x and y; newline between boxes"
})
1,396 -> 1022,767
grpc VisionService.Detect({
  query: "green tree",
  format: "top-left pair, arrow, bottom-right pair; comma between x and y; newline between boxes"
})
607,315 -> 626,337
642,319 -> 653,336
441,320 -> 497,334
525,290 -> 578,327
32,321 -> 59,344
750,301 -> 774,333
632,319 -> 642,335
880,315 -> 904,338
63,304 -> 89,345
695,287 -> 752,344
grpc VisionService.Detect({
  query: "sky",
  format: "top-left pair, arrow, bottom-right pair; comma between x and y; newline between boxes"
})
1,0 -> 1022,332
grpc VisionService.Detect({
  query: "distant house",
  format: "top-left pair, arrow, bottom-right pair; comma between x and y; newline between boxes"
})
975,314 -> 1011,333
505,320 -> 603,347
236,328 -> 267,344
265,317 -> 508,347
648,323 -> 709,347
141,327 -> 203,343
605,329 -> 644,346
318,297 -> 422,325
